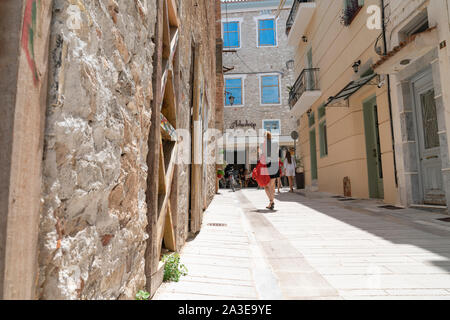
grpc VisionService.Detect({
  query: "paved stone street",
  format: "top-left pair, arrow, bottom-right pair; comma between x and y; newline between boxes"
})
154,189 -> 450,300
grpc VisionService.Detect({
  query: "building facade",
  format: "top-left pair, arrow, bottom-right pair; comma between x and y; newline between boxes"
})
221,0 -> 297,168
0,0 -> 222,300
373,0 -> 450,209
287,0 -> 398,203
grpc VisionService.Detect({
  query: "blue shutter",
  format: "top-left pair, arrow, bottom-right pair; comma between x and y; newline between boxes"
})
261,76 -> 280,104
223,22 -> 240,48
225,78 -> 243,106
258,19 -> 276,46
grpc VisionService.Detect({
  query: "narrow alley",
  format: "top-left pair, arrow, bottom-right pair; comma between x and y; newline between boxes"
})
155,189 -> 450,300
2,0 -> 450,303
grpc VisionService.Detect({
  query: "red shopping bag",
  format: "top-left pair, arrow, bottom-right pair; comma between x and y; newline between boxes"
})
252,161 -> 270,187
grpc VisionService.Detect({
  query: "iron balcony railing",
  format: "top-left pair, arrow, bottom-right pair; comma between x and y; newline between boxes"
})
286,0 -> 315,36
289,68 -> 320,109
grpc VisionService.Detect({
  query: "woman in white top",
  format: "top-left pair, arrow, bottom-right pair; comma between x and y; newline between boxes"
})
283,151 -> 296,192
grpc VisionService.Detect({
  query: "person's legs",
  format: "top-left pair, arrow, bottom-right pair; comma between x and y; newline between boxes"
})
288,176 -> 294,191
264,185 -> 271,200
270,179 -> 276,202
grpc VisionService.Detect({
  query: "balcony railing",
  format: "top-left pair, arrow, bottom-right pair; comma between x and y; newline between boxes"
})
340,0 -> 364,26
289,68 -> 320,109
286,0 -> 315,36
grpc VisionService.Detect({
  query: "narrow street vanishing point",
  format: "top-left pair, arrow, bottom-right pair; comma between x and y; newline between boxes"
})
1,0 -> 450,301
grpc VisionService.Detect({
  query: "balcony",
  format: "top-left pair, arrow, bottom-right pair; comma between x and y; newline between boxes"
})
289,68 -> 321,118
286,0 -> 316,47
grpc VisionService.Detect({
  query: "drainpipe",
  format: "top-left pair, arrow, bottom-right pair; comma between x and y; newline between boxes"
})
381,0 -> 399,187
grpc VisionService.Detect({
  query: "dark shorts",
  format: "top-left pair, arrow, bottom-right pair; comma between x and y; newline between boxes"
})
267,162 -> 280,179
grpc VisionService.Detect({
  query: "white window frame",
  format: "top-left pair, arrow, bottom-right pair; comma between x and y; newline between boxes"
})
254,14 -> 278,48
258,73 -> 282,106
224,74 -> 246,107
221,17 -> 244,50
262,119 -> 282,136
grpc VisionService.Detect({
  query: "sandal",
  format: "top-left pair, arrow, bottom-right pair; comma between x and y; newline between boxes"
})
269,202 -> 275,210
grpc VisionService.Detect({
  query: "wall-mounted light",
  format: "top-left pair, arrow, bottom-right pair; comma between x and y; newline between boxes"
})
352,60 -> 361,73
286,59 -> 295,70
224,91 -> 235,106
229,95 -> 235,106
302,35 -> 308,43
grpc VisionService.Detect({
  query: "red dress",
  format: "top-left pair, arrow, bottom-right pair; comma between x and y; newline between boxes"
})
252,155 -> 271,187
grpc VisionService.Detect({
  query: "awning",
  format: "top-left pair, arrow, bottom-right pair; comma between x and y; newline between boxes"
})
325,73 -> 377,107
372,27 -> 438,74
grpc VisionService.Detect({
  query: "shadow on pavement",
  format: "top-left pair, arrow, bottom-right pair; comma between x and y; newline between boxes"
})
271,190 -> 450,275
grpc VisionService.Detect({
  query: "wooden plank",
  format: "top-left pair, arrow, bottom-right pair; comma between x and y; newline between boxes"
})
156,143 -> 178,237
190,44 -> 203,234
145,0 -> 164,291
161,71 -> 177,127
162,0 -> 171,60
163,202 -> 176,252
167,0 -> 180,27
170,48 -> 181,251
158,140 -> 166,197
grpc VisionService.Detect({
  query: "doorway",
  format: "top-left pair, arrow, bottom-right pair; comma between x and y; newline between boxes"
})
309,129 -> 318,181
363,96 -> 384,199
412,71 -> 445,205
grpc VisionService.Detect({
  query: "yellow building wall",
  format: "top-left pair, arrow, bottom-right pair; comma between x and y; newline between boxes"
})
295,0 -> 398,203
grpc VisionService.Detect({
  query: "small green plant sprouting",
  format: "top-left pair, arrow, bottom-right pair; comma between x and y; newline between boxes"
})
135,290 -> 151,300
162,253 -> 188,282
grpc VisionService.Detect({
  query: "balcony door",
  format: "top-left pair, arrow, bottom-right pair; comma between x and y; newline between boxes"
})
305,47 -> 314,90
309,128 -> 318,181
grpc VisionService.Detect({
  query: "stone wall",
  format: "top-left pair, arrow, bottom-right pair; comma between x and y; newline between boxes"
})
0,0 -> 220,300
37,0 -> 157,300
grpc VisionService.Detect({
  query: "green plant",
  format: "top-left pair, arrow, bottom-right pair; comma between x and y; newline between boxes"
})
286,85 -> 294,94
162,253 -> 188,282
135,290 -> 151,300
295,155 -> 304,172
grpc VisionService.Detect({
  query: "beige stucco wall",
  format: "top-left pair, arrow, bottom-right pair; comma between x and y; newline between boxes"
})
294,0 -> 398,203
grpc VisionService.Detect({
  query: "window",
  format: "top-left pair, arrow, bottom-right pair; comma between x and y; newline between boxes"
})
308,111 -> 315,127
225,77 -> 243,106
263,120 -> 281,135
260,75 -> 280,105
319,121 -> 328,157
258,19 -> 276,46
318,104 -> 328,157
340,0 -> 364,26
318,105 -> 326,119
223,22 -> 240,48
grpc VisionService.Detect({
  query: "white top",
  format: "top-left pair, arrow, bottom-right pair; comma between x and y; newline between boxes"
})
284,159 -> 296,176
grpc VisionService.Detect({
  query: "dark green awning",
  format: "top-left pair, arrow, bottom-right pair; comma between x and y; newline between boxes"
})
325,73 -> 377,107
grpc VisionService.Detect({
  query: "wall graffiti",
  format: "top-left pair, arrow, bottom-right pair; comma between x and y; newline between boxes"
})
21,0 -> 39,85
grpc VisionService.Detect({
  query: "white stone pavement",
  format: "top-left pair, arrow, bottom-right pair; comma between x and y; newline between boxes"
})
153,188 -> 450,300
